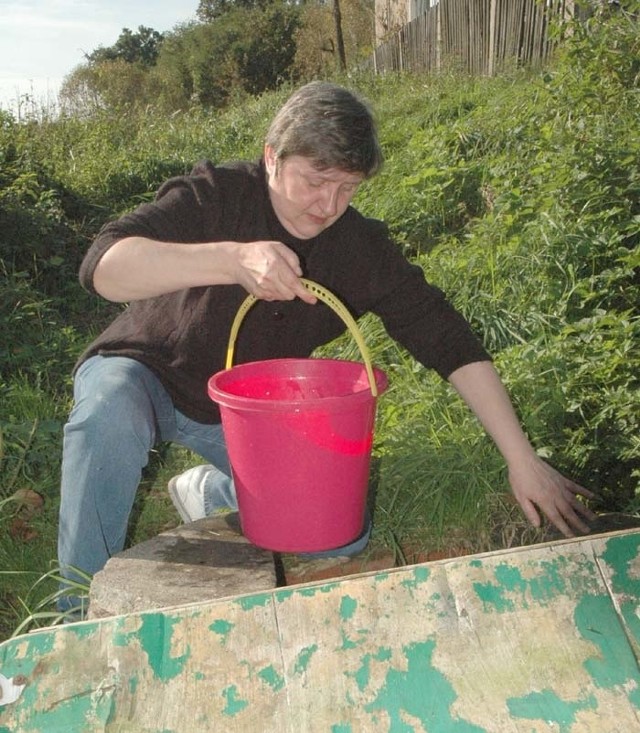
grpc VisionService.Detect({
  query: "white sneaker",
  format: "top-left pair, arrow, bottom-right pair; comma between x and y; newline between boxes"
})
168,464 -> 238,523
167,465 -> 213,523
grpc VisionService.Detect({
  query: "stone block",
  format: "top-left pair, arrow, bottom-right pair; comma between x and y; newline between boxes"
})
88,512 -> 276,619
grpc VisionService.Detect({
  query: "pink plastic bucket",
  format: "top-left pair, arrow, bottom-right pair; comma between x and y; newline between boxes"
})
208,358 -> 387,552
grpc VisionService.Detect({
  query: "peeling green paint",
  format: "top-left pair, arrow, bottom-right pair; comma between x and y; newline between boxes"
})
275,583 -> 341,603
258,664 -> 285,691
364,639 -> 486,732
112,619 -> 132,648
495,564 -> 529,597
575,593 -> 640,705
294,644 -> 318,674
349,647 -> 393,691
0,631 -> 56,679
619,598 -> 640,656
507,689 -> 597,732
340,595 -> 358,621
473,576 -> 515,613
236,592 -> 271,610
68,623 -> 98,640
4,532 -> 640,731
602,533 -> 640,596
16,682 -> 115,731
299,583 -> 341,597
341,631 -> 358,650
340,625 -> 369,651
275,588 -> 295,602
138,614 -> 190,681
401,566 -> 430,592
473,560 -> 573,613
210,618 -> 234,640
222,684 -> 249,716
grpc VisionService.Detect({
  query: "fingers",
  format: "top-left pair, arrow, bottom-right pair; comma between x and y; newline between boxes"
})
520,499 -> 542,529
511,470 -> 597,539
522,490 -> 590,538
556,480 -> 598,536
254,269 -> 316,304
548,514 -> 575,539
541,488 -> 594,538
540,500 -> 581,538
237,241 -> 316,303
566,489 -> 597,521
289,277 -> 317,305
567,482 -> 597,502
271,245 -> 317,303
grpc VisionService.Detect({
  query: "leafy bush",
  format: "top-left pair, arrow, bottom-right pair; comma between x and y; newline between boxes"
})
499,311 -> 640,506
61,3 -> 302,116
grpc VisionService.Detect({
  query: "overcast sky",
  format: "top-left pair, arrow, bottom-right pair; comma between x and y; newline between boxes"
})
0,0 -> 198,113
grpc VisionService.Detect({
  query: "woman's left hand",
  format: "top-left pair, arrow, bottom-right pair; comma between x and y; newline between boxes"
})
508,454 -> 597,537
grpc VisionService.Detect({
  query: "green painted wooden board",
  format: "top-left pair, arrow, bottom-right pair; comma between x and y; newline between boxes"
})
2,530 -> 640,732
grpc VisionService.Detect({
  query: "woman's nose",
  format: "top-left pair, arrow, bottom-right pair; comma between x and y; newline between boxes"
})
319,186 -> 339,216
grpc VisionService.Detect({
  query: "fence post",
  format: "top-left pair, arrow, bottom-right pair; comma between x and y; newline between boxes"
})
436,1 -> 441,71
488,0 -> 497,75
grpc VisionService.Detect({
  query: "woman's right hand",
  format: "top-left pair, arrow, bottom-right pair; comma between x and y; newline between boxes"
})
231,240 -> 316,304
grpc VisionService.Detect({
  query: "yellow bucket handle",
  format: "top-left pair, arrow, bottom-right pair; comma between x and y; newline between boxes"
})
225,278 -> 378,397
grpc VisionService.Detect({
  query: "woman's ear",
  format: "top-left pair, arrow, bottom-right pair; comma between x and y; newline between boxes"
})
264,144 -> 277,176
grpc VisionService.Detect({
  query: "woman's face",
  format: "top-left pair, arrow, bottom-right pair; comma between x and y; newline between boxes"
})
264,145 -> 363,240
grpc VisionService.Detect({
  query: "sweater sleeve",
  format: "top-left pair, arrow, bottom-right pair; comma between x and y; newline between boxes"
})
78,161 -> 221,294
376,263 -> 491,378
338,217 -> 491,379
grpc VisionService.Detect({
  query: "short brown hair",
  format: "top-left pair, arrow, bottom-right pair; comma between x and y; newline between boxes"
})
266,81 -> 383,178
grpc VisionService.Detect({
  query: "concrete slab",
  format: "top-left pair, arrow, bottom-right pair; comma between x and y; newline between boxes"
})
88,513 -> 276,618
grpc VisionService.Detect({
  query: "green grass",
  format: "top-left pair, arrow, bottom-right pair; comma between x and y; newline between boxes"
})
1,8 -> 639,639
0,502 -> 64,638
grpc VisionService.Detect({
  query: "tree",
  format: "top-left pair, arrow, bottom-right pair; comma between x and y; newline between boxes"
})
60,59 -> 157,114
59,4 -> 301,115
59,65 -> 103,115
196,0 -> 269,21
333,0 -> 347,71
293,0 -> 375,78
86,26 -> 164,68
153,4 -> 301,110
237,3 -> 302,94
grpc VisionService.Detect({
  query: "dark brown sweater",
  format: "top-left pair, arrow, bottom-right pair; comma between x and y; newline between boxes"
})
77,159 -> 490,423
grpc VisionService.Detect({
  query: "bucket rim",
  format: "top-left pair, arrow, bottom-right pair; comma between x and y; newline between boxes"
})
208,357 -> 388,412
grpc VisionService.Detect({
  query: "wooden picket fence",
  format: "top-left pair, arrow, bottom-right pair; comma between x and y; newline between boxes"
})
370,0 -> 588,75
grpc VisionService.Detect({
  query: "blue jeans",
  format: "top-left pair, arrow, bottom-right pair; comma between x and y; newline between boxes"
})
57,355 -> 371,614
57,356 -> 236,612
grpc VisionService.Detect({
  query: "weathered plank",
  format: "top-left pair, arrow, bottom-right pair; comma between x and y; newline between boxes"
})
2,530 -> 640,732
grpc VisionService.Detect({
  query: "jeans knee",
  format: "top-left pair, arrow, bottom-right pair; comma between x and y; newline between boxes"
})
66,360 -> 159,454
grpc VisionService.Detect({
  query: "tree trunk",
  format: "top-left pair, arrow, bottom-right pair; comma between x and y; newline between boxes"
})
333,0 -> 347,71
